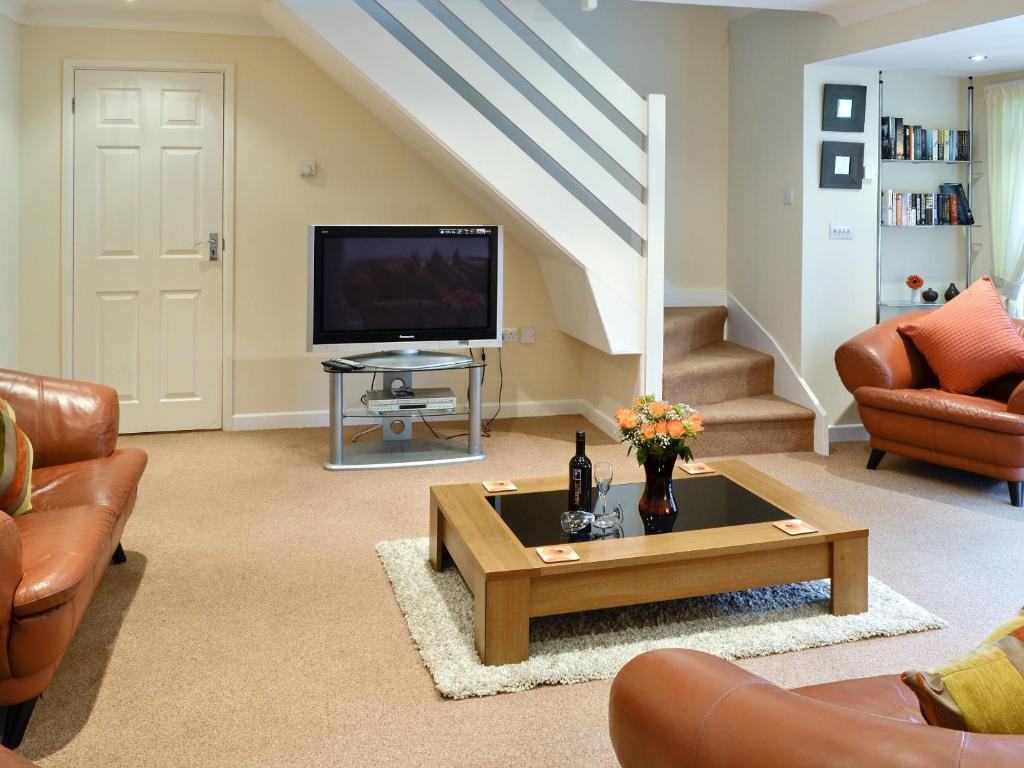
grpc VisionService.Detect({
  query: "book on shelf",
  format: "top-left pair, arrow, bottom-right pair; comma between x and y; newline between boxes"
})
939,182 -> 974,225
880,117 -> 970,161
881,188 -> 971,226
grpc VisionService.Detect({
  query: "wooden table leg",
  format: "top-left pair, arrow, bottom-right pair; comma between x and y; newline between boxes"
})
475,577 -> 530,665
429,497 -> 445,572
831,537 -> 868,615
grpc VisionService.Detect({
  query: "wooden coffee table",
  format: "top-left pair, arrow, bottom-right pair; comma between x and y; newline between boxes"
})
429,460 -> 868,665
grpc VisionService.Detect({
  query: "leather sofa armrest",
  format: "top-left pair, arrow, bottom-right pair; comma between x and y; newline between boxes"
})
0,516 -> 23,680
835,311 -> 936,393
609,649 -> 1022,768
0,369 -> 119,468
1008,379 -> 1024,415
0,747 -> 36,768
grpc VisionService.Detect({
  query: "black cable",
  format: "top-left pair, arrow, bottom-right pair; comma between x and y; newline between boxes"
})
446,346 -> 502,440
418,411 -> 443,439
486,347 -> 503,429
359,372 -> 378,406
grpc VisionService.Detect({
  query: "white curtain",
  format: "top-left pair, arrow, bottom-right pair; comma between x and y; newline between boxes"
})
986,82 -> 1024,316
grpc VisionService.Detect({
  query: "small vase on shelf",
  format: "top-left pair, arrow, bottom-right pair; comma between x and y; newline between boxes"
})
905,274 -> 924,304
922,287 -> 939,303
944,283 -> 960,302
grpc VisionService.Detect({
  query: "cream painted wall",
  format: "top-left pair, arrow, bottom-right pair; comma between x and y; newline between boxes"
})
0,13 -> 18,368
18,25 -> 586,421
544,0 -> 731,298
800,64 -> 878,426
729,0 -> 1024,428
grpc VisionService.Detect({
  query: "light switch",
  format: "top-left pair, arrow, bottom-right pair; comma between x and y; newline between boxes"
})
783,187 -> 795,206
830,222 -> 854,240
299,160 -> 317,177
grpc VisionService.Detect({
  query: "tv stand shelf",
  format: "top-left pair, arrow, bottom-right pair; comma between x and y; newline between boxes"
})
321,351 -> 486,471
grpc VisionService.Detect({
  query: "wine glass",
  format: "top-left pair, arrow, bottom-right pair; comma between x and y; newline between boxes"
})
592,462 -> 618,529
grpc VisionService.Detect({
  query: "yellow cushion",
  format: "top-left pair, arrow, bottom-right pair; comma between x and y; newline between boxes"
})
0,399 -> 33,516
902,609 -> 1024,734
982,608 -> 1024,644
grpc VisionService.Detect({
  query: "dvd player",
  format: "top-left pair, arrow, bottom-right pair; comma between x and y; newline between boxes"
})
365,388 -> 458,414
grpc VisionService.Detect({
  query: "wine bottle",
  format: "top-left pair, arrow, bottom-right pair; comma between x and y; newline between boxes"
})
568,431 -> 593,517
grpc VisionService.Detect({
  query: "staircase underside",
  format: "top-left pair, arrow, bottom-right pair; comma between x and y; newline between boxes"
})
267,0 -> 647,357
663,307 -> 814,457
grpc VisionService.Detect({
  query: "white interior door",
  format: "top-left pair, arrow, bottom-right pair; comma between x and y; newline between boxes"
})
73,69 -> 224,433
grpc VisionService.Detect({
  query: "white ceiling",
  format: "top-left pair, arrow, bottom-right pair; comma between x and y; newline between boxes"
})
826,14 -> 1024,76
2,0 -> 934,35
630,0 -> 931,26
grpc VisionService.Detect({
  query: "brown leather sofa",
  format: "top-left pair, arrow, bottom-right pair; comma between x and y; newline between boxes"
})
836,311 -> 1024,506
609,649 -> 1024,767
0,370 -> 147,749
0,747 -> 35,768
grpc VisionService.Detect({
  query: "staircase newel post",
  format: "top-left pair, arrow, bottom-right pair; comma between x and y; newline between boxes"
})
643,94 -> 667,399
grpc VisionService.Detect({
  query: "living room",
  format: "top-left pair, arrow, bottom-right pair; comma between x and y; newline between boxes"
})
2,0 -> 1024,766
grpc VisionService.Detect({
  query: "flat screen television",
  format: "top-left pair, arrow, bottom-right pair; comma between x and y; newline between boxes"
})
308,225 -> 503,352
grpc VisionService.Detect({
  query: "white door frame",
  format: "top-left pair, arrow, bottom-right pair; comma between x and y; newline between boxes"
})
61,59 -> 237,430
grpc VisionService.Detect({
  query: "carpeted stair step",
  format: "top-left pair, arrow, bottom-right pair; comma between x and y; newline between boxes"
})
663,306 -> 727,362
662,341 -> 774,406
692,395 -> 815,458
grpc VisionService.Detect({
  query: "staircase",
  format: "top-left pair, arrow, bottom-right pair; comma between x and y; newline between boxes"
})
265,0 -> 666,394
663,307 -> 814,456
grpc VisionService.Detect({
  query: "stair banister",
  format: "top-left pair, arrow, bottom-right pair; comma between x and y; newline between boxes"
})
496,0 -> 648,134
644,94 -> 666,399
436,0 -> 646,186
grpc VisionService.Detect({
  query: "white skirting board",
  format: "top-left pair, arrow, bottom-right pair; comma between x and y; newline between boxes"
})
231,398 -> 620,436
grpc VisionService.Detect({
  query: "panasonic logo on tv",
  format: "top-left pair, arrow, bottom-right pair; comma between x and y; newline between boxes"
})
399,335 -> 415,339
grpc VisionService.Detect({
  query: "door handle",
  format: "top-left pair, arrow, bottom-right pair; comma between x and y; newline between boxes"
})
194,232 -> 220,261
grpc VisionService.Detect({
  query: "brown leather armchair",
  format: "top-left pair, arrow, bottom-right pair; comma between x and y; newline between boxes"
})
609,649 -> 1024,767
835,311 -> 1024,506
0,370 -> 147,749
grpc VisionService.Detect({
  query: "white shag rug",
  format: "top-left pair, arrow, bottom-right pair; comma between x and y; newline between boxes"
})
376,537 -> 946,699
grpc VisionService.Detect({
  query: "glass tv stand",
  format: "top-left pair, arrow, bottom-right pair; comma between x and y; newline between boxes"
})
321,351 -> 486,470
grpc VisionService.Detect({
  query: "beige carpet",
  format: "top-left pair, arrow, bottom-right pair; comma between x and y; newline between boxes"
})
18,417 -> 1024,767
662,307 -> 814,454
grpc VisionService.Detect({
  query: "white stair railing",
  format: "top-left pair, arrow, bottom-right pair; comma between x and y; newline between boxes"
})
268,0 -> 665,396
376,0 -> 644,236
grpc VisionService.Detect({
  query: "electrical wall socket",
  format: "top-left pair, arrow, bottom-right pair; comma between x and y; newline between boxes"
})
520,327 -> 536,344
829,222 -> 854,240
502,328 -> 518,343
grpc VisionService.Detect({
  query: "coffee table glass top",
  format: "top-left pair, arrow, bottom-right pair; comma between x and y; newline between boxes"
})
487,474 -> 795,548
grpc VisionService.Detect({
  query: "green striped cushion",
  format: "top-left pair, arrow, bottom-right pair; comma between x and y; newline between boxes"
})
0,399 -> 33,516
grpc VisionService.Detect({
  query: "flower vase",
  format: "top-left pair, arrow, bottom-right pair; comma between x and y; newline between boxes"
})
638,451 -> 679,518
909,288 -> 921,304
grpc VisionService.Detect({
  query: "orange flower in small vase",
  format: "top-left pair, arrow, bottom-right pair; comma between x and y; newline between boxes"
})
612,394 -> 703,519
906,274 -> 924,304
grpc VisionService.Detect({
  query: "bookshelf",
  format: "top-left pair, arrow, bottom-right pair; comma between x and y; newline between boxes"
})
876,74 -> 976,323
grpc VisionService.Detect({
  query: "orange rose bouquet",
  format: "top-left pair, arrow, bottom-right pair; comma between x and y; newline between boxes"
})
614,394 -> 703,465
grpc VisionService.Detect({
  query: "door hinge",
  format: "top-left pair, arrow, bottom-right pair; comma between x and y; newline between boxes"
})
71,97 -> 75,114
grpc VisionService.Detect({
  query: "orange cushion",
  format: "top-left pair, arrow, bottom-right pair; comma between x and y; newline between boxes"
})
899,277 -> 1024,394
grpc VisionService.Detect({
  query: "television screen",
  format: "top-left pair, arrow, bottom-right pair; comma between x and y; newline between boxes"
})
310,225 -> 501,347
